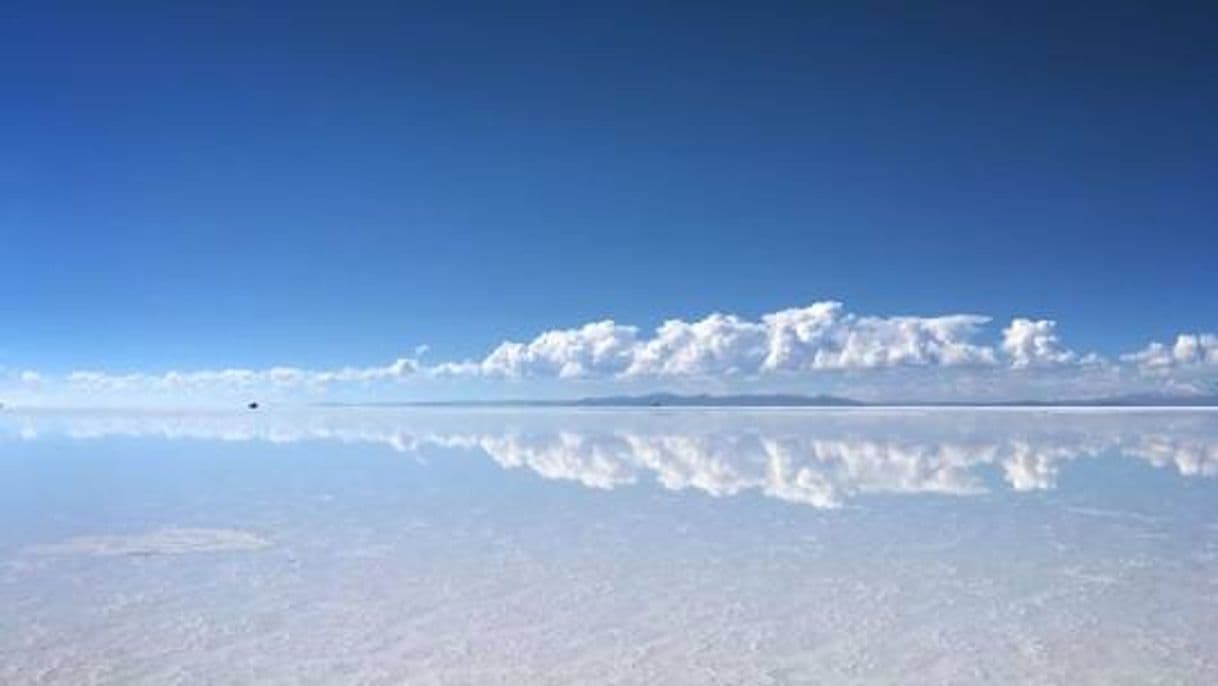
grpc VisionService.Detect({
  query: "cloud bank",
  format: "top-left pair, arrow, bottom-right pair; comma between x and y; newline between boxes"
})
62,358 -> 419,394
1122,334 -> 1218,371
455,302 -> 999,379
2,300 -> 1215,404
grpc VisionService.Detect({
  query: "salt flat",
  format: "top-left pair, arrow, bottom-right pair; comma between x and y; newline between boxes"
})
2,408 -> 1216,684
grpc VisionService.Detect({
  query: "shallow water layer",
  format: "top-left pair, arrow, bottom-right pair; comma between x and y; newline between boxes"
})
2,408 -> 1216,684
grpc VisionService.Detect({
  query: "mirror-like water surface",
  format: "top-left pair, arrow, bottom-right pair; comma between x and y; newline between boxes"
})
2,409 -> 1217,684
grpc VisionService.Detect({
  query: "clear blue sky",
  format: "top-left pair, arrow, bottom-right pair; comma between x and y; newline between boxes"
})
2,1 -> 1215,388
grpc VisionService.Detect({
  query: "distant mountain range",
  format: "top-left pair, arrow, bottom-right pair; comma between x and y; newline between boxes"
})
570,392 -> 864,407
576,392 -> 1218,407
320,392 -> 1218,408
1027,392 -> 1218,407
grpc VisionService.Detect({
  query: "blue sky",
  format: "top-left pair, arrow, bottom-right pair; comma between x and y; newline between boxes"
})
2,1 -> 1216,403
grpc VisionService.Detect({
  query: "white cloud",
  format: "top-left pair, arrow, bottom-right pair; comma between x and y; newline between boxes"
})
1001,318 -> 1088,368
759,303 -> 998,371
4,299 -> 1216,403
628,313 -> 767,376
1123,333 -> 1218,372
62,358 -> 419,398
478,320 -> 640,378
456,301 -> 1001,380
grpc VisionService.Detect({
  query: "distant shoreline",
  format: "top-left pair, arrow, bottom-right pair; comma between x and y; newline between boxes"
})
313,391 -> 1218,409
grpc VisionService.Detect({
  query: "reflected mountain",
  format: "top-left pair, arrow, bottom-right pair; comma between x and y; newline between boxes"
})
4,408 -> 1216,508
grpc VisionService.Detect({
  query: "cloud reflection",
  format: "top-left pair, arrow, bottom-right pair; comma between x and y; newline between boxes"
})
4,409 -> 1216,508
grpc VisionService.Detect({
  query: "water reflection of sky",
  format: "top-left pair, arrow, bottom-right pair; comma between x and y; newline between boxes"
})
6,408 -> 1218,507
2,409 -> 1217,684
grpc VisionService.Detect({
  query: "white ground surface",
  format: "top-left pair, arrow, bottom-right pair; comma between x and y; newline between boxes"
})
2,409 -> 1216,684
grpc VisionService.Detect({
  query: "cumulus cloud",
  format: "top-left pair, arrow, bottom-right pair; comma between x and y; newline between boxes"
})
763,303 -> 999,370
1001,318 -> 1092,368
6,299 -> 1218,403
627,313 -> 766,376
63,358 -> 420,398
477,320 -> 640,378
1123,333 -> 1218,372
460,301 -> 1001,380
